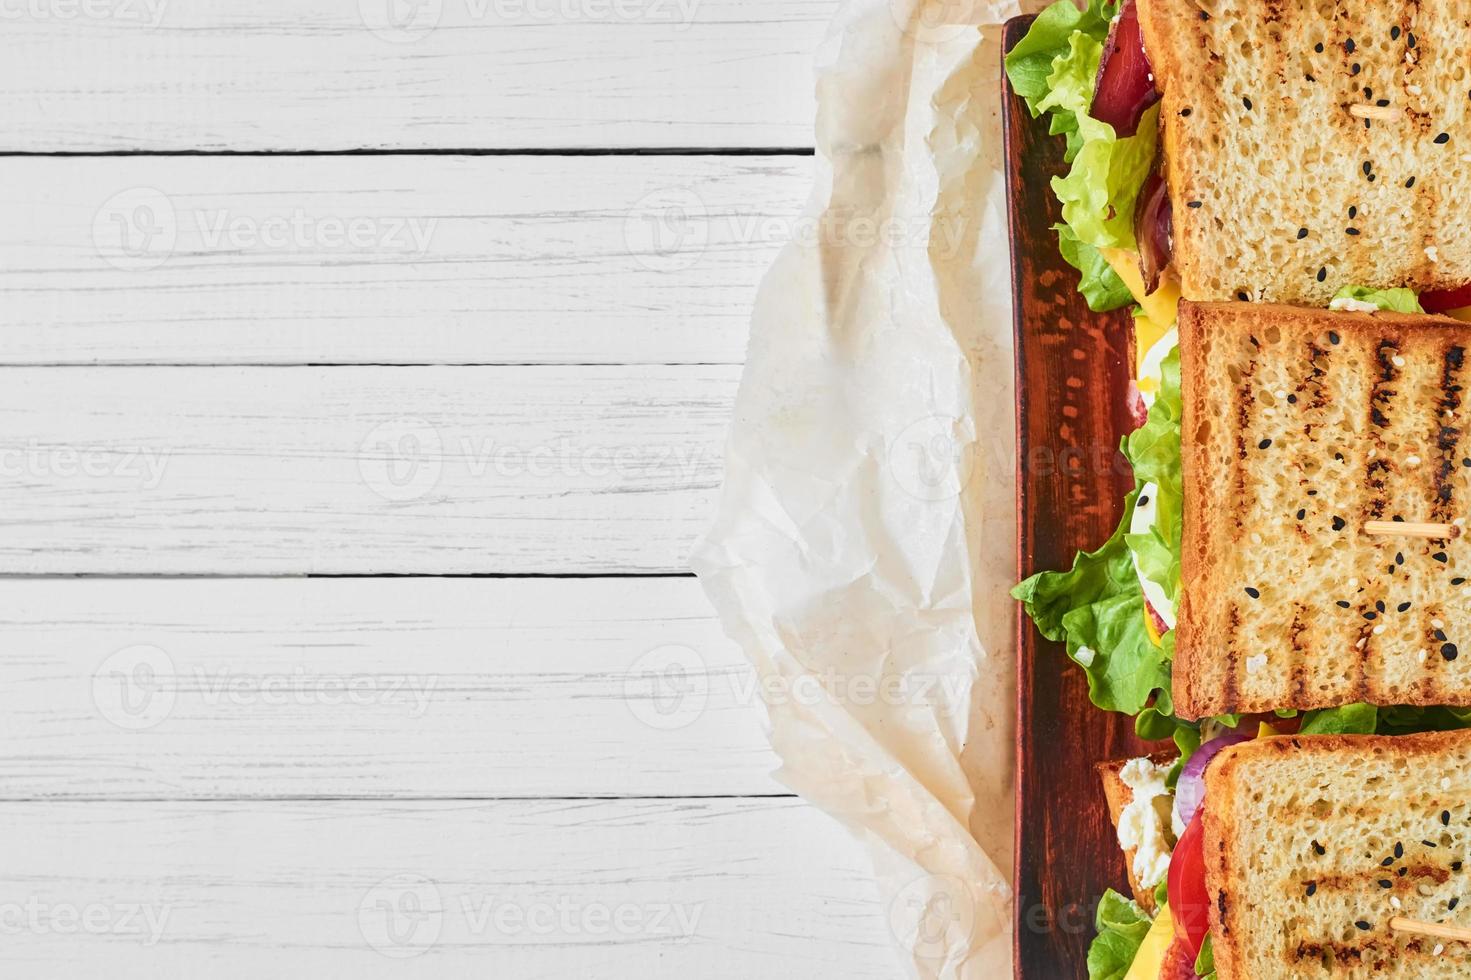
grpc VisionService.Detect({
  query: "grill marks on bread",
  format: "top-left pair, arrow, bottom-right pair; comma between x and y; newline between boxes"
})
1204,732 -> 1471,979
1135,0 -> 1471,305
1178,302 -> 1471,718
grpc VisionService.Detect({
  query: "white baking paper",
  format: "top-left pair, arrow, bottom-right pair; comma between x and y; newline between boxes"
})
692,0 -> 1044,976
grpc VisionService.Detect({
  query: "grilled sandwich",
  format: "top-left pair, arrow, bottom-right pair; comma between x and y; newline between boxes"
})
1178,301 -> 1471,718
1203,730 -> 1471,978
1137,0 -> 1471,307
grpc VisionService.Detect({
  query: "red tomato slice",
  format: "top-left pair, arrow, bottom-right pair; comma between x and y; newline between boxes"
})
1421,282 -> 1471,314
1168,809 -> 1211,958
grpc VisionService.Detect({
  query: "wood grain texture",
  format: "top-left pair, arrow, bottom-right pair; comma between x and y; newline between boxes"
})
0,0 -> 837,151
1003,17 -> 1152,979
0,155 -> 811,365
0,365 -> 734,574
0,577 -> 782,799
0,797 -> 897,978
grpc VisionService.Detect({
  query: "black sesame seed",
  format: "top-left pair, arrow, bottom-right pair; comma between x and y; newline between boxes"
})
1377,98 -> 1391,107
1400,867 -> 1409,876
1379,879 -> 1393,888
1382,856 -> 1395,866
1315,41 -> 1324,53
1407,176 -> 1418,188
1297,227 -> 1309,240
1333,516 -> 1347,531
1399,601 -> 1412,612
1318,267 -> 1328,283
1243,96 -> 1253,110
1188,200 -> 1203,209
1345,38 -> 1356,53
1308,489 -> 1317,496
1391,26 -> 1401,40
1313,840 -> 1326,856
1306,881 -> 1318,896
1463,458 -> 1471,467
1337,600 -> 1352,608
1365,611 -> 1378,620
1138,495 -> 1150,507
1394,516 -> 1405,522
1259,438 -> 1273,449
1236,291 -> 1249,301
1396,843 -> 1405,858
1408,31 -> 1417,48
1181,107 -> 1193,117
1376,600 -> 1387,613
1369,173 -> 1377,182
1356,920 -> 1371,931
1288,394 -> 1298,404
1445,810 -> 1453,826
1451,898 -> 1461,910
1364,161 -> 1374,175
1352,62 -> 1362,75
1246,587 -> 1261,598
1455,578 -> 1468,586
1330,331 -> 1341,345
1347,227 -> 1361,235
1297,508 -> 1307,520
1444,643 -> 1460,661
1436,629 -> 1448,642
1349,205 -> 1358,218
1436,132 -> 1452,145
1434,552 -> 1450,563
1397,552 -> 1406,565
1365,87 -> 1374,99
1454,861 -> 1463,871
1424,841 -> 1439,848
1389,564 -> 1397,574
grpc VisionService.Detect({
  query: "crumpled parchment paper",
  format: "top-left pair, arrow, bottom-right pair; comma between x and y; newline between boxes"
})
692,0 -> 1045,976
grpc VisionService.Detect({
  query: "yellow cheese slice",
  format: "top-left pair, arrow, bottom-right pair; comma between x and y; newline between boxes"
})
1124,905 -> 1176,980
1100,247 -> 1181,330
1143,603 -> 1163,648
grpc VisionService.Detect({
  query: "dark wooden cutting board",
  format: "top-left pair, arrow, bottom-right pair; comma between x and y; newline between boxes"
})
1002,14 -> 1161,979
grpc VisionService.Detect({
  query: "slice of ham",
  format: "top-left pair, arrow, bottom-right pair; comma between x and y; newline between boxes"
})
1091,0 -> 1160,138
1159,937 -> 1202,979
1134,170 -> 1173,295
1126,381 -> 1149,431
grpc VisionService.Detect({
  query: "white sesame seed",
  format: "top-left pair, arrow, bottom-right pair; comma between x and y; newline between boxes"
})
1393,355 -> 1407,367
1276,390 -> 1287,400
1435,619 -> 1445,630
1443,777 -> 1452,789
1421,648 -> 1430,662
1436,943 -> 1446,956
1374,624 -> 1386,635
1392,896 -> 1403,910
1409,82 -> 1423,95
1251,532 -> 1263,545
1408,454 -> 1422,465
1427,245 -> 1441,263
1350,578 -> 1360,589
1359,637 -> 1369,650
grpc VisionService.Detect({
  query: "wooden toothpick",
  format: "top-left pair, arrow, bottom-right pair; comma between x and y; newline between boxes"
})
1363,521 -> 1461,540
1389,916 -> 1471,943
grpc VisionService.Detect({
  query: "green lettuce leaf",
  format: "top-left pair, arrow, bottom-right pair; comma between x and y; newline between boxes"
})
1195,934 -> 1217,980
1123,347 -> 1182,606
1300,703 -> 1378,735
1014,490 -> 1173,717
1056,224 -> 1133,312
1331,284 -> 1425,314
1004,0 -> 1116,116
1086,890 -> 1153,980
1052,102 -> 1160,252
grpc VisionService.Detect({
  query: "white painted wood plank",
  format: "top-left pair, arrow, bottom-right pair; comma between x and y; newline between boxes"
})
0,577 -> 780,799
2,0 -> 837,151
0,366 -> 732,574
0,155 -> 809,365
0,797 -> 896,977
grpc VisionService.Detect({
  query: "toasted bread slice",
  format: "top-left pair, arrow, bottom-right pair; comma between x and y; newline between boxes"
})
1203,730 -> 1471,979
1098,753 -> 1177,913
1136,0 -> 1471,305
1177,301 -> 1471,719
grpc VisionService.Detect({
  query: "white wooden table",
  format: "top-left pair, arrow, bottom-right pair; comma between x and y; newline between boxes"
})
0,1 -> 903,975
